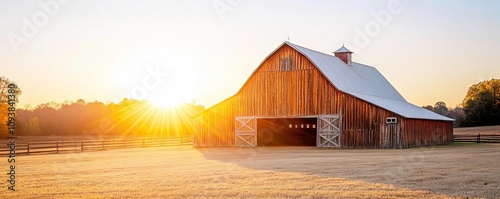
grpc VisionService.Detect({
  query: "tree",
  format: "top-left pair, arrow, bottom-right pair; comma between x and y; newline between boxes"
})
422,105 -> 433,111
447,106 -> 465,127
433,101 -> 449,116
28,117 -> 41,136
422,102 -> 449,116
462,79 -> 500,126
0,77 -> 22,139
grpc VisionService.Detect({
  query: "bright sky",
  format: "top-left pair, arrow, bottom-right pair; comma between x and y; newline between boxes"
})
1,0 -> 500,109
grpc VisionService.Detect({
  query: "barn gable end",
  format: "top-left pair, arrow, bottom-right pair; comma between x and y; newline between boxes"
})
193,42 -> 453,148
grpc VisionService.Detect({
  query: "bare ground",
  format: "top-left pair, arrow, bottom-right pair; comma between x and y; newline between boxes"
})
1,143 -> 499,198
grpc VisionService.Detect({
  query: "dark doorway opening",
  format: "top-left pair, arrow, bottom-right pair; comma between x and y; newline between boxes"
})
257,118 -> 317,146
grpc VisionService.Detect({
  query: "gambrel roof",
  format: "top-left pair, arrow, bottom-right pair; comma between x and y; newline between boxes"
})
285,42 -> 453,121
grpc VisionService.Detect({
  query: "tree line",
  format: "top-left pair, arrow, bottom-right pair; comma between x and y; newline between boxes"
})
14,99 -> 205,138
1,77 -> 500,139
1,76 -> 205,139
423,79 -> 500,127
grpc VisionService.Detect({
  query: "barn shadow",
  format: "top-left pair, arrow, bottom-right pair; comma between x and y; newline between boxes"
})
195,146 -> 489,198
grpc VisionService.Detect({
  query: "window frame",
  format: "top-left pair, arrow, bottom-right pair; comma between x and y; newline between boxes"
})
279,57 -> 293,71
386,117 -> 397,124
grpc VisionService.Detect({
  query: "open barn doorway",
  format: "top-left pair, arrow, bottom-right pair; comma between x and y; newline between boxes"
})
257,117 -> 317,146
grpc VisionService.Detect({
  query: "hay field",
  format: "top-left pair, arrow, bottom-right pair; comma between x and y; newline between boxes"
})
1,143 -> 499,198
454,125 -> 500,135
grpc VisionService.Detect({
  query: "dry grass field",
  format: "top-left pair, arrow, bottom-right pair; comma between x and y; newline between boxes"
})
454,125 -> 500,135
1,143 -> 499,198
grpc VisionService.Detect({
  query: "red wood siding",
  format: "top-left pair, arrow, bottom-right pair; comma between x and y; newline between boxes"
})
193,45 -> 453,148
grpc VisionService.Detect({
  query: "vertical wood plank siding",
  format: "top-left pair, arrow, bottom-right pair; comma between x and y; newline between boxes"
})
193,45 -> 453,148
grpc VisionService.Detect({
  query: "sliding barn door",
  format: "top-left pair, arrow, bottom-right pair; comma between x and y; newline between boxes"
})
317,115 -> 341,148
235,116 -> 257,147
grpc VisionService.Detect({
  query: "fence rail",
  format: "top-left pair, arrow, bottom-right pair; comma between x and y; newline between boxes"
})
453,134 -> 500,143
0,136 -> 193,156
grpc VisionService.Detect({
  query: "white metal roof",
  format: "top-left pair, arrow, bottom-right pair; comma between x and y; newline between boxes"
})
286,42 -> 453,121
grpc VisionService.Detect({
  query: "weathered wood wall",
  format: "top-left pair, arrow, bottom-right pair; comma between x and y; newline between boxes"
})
193,44 -> 453,148
401,119 -> 453,147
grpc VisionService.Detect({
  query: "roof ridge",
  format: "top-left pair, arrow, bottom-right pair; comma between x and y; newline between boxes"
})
285,41 -> 338,59
286,42 -> 379,70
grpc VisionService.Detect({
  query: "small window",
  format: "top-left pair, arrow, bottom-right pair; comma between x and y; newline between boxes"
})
289,124 -> 292,128
279,57 -> 293,71
306,124 -> 310,128
312,124 -> 316,128
386,117 -> 397,124
301,124 -> 304,128
295,124 -> 298,128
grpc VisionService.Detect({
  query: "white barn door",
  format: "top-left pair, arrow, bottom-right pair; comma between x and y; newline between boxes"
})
235,116 -> 257,147
317,115 -> 341,147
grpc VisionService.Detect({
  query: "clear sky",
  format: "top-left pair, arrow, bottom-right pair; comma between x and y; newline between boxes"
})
1,0 -> 500,109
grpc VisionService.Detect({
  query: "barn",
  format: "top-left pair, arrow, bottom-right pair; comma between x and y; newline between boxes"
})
193,41 -> 454,149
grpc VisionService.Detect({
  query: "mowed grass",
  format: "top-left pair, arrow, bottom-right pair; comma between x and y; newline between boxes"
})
2,144 -> 500,198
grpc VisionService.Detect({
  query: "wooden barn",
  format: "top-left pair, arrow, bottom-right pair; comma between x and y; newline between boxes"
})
193,42 -> 454,149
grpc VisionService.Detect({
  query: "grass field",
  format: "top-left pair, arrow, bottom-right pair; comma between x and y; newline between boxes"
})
1,143 -> 499,198
454,125 -> 500,135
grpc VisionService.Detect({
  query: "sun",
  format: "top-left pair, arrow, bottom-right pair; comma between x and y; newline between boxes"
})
117,47 -> 201,109
146,69 -> 197,109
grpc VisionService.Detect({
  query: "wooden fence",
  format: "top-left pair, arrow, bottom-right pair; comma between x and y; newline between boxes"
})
0,136 -> 193,156
453,134 -> 500,143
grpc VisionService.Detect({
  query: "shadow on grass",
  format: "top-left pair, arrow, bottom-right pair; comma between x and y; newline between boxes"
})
196,144 -> 499,199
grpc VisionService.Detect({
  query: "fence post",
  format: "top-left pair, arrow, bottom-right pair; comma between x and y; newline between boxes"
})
142,139 -> 145,147
181,137 -> 183,145
27,142 -> 30,155
103,140 -> 105,150
477,134 -> 481,143
81,141 -> 84,151
56,141 -> 59,153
